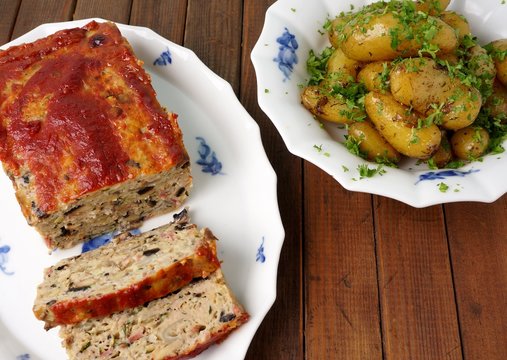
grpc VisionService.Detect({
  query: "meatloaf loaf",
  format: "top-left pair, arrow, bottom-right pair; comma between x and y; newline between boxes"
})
33,210 -> 220,329
59,269 -> 249,360
0,21 -> 191,249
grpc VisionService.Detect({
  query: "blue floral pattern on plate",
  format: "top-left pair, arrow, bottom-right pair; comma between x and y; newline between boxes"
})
0,244 -> 14,276
196,137 -> 223,175
16,354 -> 30,360
153,47 -> 172,66
415,169 -> 480,184
82,229 -> 141,253
256,237 -> 266,263
273,28 -> 298,80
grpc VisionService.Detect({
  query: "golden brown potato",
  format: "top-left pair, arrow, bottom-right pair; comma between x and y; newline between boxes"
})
301,86 -> 364,124
340,12 -> 458,61
415,0 -> 450,15
486,39 -> 507,87
348,120 -> 401,163
451,127 -> 490,160
328,16 -> 352,49
439,11 -> 471,41
437,51 -> 459,65
390,58 -> 482,130
429,131 -> 452,168
365,92 -> 441,159
325,48 -> 361,85
485,79 -> 507,122
466,45 -> 496,102
357,61 -> 391,93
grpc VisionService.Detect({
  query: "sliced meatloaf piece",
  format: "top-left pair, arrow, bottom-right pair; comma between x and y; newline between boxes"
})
59,269 -> 249,360
33,210 -> 220,329
0,20 -> 191,249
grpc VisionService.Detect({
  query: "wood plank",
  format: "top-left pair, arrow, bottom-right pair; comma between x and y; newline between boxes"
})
73,0 -> 132,23
304,166 -> 382,359
130,0 -> 187,45
374,198 -> 462,359
0,0 -> 20,44
445,196 -> 507,360
185,0 -> 242,94
242,0 -> 304,358
12,0 -> 75,38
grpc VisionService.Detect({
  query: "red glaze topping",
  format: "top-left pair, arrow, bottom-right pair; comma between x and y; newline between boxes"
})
0,21 -> 187,213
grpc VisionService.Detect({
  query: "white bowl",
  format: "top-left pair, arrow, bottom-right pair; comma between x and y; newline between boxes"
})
251,0 -> 507,207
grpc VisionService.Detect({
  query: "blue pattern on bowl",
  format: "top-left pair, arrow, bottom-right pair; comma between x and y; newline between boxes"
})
0,244 -> 14,276
153,47 -> 172,66
416,169 -> 480,184
82,229 -> 141,253
256,237 -> 266,263
196,136 -> 223,175
16,354 -> 30,360
273,28 -> 298,80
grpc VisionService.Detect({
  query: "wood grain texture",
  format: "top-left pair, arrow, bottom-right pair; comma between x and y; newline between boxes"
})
445,196 -> 507,360
242,0 -> 304,358
73,0 -> 132,23
12,0 -> 75,38
305,166 -> 382,360
0,0 -> 20,44
374,198 -> 462,359
130,0 -> 187,45
185,0 -> 242,93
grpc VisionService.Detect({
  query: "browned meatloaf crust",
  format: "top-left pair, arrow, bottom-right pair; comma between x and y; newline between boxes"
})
0,21 -> 191,249
33,210 -> 220,329
59,269 -> 249,360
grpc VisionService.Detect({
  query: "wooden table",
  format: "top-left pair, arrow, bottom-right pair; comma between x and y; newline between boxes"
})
1,1 -> 506,359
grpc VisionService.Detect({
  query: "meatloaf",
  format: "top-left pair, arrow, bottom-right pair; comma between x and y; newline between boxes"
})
0,21 -> 191,249
33,210 -> 220,329
59,269 -> 249,360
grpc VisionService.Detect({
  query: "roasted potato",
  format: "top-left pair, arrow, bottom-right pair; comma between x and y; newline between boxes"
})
325,48 -> 361,86
439,11 -> 471,41
428,131 -> 452,168
340,12 -> 458,61
451,126 -> 490,160
357,61 -> 391,93
328,15 -> 352,49
301,86 -> 364,124
347,120 -> 401,163
415,0 -> 450,15
467,45 -> 496,101
365,92 -> 441,159
390,58 -> 482,130
485,79 -> 507,122
486,39 -> 507,87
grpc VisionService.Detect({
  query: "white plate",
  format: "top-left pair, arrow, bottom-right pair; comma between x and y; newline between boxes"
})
0,18 -> 284,360
251,0 -> 507,207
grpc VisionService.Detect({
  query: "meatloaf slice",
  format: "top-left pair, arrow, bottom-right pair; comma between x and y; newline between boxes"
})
59,269 -> 249,360
33,210 -> 220,329
0,21 -> 191,249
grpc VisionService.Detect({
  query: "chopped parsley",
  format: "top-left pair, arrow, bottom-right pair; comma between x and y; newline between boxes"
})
357,164 -> 386,179
438,182 -> 449,193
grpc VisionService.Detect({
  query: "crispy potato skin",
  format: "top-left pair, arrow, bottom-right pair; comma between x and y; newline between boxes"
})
488,39 -> 507,87
365,92 -> 441,159
357,61 -> 391,93
301,86 -> 363,124
340,12 -> 457,61
348,121 -> 401,163
439,11 -> 471,41
451,127 -> 490,160
389,58 -> 482,130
